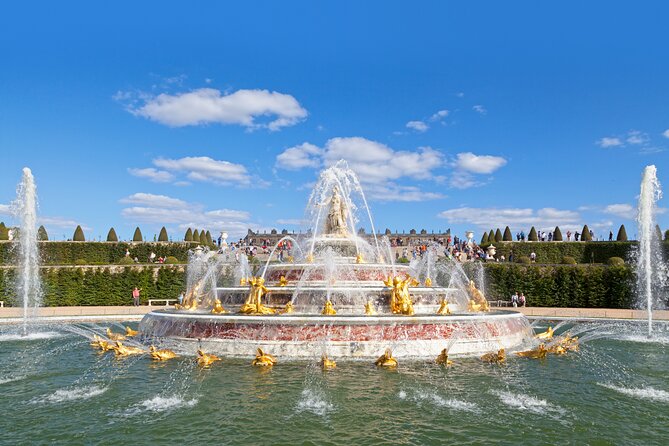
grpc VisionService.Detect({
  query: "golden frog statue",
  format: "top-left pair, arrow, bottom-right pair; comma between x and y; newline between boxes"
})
90,335 -> 112,351
424,277 -> 433,287
321,300 -> 337,315
112,341 -> 145,357
149,345 -> 178,361
516,343 -> 548,359
561,335 -> 579,352
278,276 -> 288,287
481,348 -> 506,363
535,326 -> 554,340
467,280 -> 489,312
280,302 -> 294,314
375,349 -> 398,368
436,298 -> 451,315
435,348 -> 453,366
321,355 -> 337,370
252,348 -> 276,367
364,301 -> 376,315
197,349 -> 221,367
125,326 -> 139,337
211,299 -> 228,314
240,277 -> 248,286
383,275 -> 418,316
239,277 -> 276,315
106,328 -> 126,341
547,344 -> 567,355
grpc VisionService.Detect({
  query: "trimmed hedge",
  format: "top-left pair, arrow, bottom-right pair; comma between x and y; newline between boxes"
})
106,228 -> 118,242
158,227 -> 169,242
617,225 -> 628,242
484,263 -> 636,308
73,225 -> 85,242
38,225 -> 48,241
490,241 -> 666,264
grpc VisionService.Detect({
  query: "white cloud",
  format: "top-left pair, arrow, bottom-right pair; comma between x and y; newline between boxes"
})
663,129 -> 669,138
597,137 -> 623,148
626,130 -> 649,145
120,193 -> 188,209
152,156 -> 253,186
276,218 -> 305,225
127,167 -> 175,183
454,152 -> 507,174
406,120 -> 428,132
456,92 -> 464,98
0,204 -> 10,216
275,143 -> 322,170
429,110 -> 449,121
364,183 -> 445,202
438,206 -> 581,232
39,217 -> 90,230
122,88 -> 308,131
473,105 -> 487,115
603,203 -> 636,220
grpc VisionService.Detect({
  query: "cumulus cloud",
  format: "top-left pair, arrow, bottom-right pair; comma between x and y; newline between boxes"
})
597,137 -> 623,148
275,143 -> 322,170
473,105 -> 487,115
363,183 -> 445,202
663,129 -> 669,138
454,152 -> 507,174
406,120 -> 428,132
120,193 -> 188,209
438,207 -> 581,232
626,130 -> 649,145
603,203 -> 636,220
121,88 -> 308,131
0,204 -> 10,215
153,156 -> 253,186
0,203 -> 86,232
429,110 -> 449,121
128,167 -> 175,183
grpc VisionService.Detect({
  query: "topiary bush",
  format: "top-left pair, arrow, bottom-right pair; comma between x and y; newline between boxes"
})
133,227 -> 143,242
73,225 -> 85,242
106,227 -> 118,242
205,230 -> 213,245
192,229 -> 200,243
581,225 -> 592,241
0,222 -> 7,241
561,256 -> 577,265
165,256 -> 179,264
528,227 -> 538,242
488,230 -> 495,244
553,226 -> 563,242
607,257 -> 625,266
37,225 -> 49,241
616,225 -> 628,242
517,256 -> 531,264
480,232 -> 489,245
184,228 -> 193,242
158,227 -> 169,242
503,226 -> 512,242
495,228 -> 503,243
397,256 -> 410,264
118,256 -> 135,265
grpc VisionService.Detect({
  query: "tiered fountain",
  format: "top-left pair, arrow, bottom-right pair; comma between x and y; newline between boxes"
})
140,161 -> 533,358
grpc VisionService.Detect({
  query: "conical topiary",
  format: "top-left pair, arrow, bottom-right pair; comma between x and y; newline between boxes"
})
502,226 -> 512,241
616,224 -> 628,242
192,229 -> 200,243
581,225 -> 592,241
73,225 -> 85,241
133,227 -> 143,242
184,228 -> 193,242
528,227 -> 538,242
494,228 -> 503,243
205,230 -> 212,245
480,232 -> 489,245
488,229 -> 495,243
655,224 -> 663,241
106,227 -> 118,242
553,226 -> 563,241
665,229 -> 669,241
158,227 -> 168,242
0,222 -> 9,241
37,225 -> 48,241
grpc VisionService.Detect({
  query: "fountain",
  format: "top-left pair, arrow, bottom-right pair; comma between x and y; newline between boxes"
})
140,161 -> 533,359
11,168 -> 43,334
636,165 -> 664,336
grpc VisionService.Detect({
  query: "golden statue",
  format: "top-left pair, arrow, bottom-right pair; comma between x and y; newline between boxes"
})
321,355 -> 337,370
436,298 -> 451,315
562,335 -> 579,352
112,341 -> 145,357
425,277 -> 433,287
197,349 -> 221,367
383,275 -> 417,316
211,299 -> 228,314
278,276 -> 288,287
240,277 -> 248,286
321,300 -> 337,315
125,326 -> 139,337
355,254 -> 364,264
149,345 -> 178,361
435,348 -> 453,366
364,301 -> 376,315
481,348 -> 506,363
182,280 -> 204,310
535,326 -> 554,340
306,253 -> 314,263
324,185 -> 349,237
468,300 -> 482,312
239,277 -> 276,315
106,328 -> 126,341
280,302 -> 294,314
547,344 -> 566,356
375,349 -> 398,368
90,335 -> 112,352
252,348 -> 276,367
466,280 -> 489,312
516,343 -> 548,359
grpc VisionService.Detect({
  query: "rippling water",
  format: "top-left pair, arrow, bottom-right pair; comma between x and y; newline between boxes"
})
1,321 -> 668,445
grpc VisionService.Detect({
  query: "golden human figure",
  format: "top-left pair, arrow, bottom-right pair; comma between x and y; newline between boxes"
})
239,277 -> 275,315
383,275 -> 418,315
436,298 -> 451,315
467,280 -> 489,312
321,300 -> 337,315
211,299 -> 228,314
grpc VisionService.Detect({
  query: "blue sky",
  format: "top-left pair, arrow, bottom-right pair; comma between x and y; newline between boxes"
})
1,1 -> 667,241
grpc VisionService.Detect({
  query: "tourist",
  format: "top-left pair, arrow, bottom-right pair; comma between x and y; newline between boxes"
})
178,291 -> 184,306
125,248 -> 130,257
149,251 -> 156,263
508,251 -> 514,263
511,292 -> 518,307
518,293 -> 526,307
575,231 -> 580,241
609,231 -> 613,241
567,230 -> 572,241
132,287 -> 141,306
530,251 -> 536,263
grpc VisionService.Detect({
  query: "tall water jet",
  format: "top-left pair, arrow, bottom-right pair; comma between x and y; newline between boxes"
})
11,168 -> 43,333
636,165 -> 663,336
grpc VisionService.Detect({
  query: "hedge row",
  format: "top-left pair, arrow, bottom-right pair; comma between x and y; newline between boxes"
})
0,265 -> 186,306
483,241 -> 645,264
483,263 -> 636,308
0,242 -> 199,265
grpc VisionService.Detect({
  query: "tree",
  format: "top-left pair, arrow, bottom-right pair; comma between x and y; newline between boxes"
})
480,232 -> 489,245
158,227 -> 168,242
655,224 -> 663,241
205,230 -> 213,245
192,229 -> 200,243
553,226 -> 563,241
488,229 -> 495,243
616,224 -> 628,242
494,228 -> 503,243
73,225 -> 85,241
106,227 -> 118,242
665,229 -> 669,241
184,228 -> 193,242
528,226 -> 538,241
581,225 -> 592,241
37,225 -> 48,241
0,222 -> 8,241
502,226 -> 512,241
133,227 -> 143,242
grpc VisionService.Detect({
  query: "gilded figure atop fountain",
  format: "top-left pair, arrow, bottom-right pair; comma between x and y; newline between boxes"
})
324,185 -> 349,237
384,275 -> 418,315
239,277 -> 275,315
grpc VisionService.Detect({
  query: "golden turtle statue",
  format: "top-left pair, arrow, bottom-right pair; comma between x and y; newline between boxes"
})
252,348 -> 277,367
435,348 -> 453,366
149,345 -> 178,361
375,349 -> 398,368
